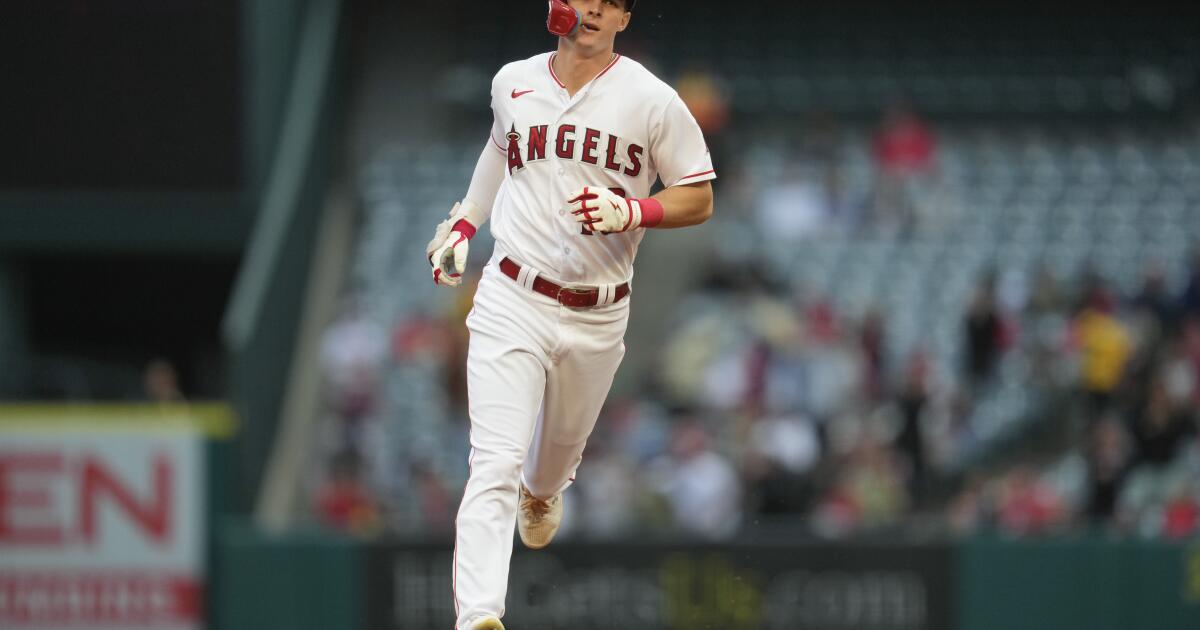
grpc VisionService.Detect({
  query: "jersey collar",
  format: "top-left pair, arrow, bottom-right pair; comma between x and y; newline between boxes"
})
548,53 -> 622,91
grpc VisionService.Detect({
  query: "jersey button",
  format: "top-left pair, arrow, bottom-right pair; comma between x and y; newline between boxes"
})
558,209 -> 565,216
557,168 -> 565,175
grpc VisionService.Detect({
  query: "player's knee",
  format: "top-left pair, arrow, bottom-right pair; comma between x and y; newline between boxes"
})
467,449 -> 523,489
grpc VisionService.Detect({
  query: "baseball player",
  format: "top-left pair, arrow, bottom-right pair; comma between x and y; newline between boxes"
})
425,1 -> 715,628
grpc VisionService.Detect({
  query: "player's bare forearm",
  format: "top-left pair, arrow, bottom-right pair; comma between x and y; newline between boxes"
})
651,181 -> 713,228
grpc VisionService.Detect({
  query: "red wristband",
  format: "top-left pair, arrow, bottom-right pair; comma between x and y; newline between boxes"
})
452,219 -> 477,239
637,197 -> 664,228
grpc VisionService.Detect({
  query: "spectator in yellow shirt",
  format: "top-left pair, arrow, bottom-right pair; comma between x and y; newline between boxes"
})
1074,290 -> 1132,414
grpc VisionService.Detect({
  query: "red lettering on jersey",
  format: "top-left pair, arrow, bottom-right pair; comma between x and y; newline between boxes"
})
556,125 -> 576,159
506,124 -> 525,174
604,134 -> 622,172
624,143 -> 644,177
581,128 -> 601,165
527,125 -> 548,162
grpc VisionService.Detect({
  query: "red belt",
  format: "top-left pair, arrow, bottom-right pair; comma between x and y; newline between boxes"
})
499,257 -> 630,308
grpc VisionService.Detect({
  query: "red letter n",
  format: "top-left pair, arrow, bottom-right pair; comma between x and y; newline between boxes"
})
81,454 -> 171,544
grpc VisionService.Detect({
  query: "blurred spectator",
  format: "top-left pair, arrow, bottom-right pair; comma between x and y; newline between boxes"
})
870,101 -> 939,231
1131,377 -> 1193,467
411,460 -> 453,533
873,102 -> 937,176
925,387 -> 977,472
859,309 -> 887,402
743,413 -> 821,515
895,351 -> 931,506
315,450 -> 380,535
816,433 -> 908,536
1185,319 -> 1200,404
756,157 -> 841,241
572,435 -> 639,539
648,419 -> 742,540
1160,338 -> 1198,406
1085,416 -> 1133,524
675,69 -> 730,138
947,474 -> 985,536
964,275 -> 1003,388
1161,485 -> 1200,539
996,464 -> 1065,536
1133,262 -> 1174,334
143,357 -> 184,403
392,312 -> 460,406
1072,288 -> 1132,417
799,301 -> 863,423
321,297 -> 387,436
1178,249 -> 1200,318
1024,267 -> 1070,383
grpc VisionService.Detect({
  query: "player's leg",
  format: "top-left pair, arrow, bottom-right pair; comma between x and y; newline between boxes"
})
454,270 -> 552,628
522,302 -> 629,501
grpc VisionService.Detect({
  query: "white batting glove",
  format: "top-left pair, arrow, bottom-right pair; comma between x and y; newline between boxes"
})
425,201 -> 482,287
566,186 -> 645,234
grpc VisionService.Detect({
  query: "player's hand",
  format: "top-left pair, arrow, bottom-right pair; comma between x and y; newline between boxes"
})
425,201 -> 479,287
566,186 -> 644,234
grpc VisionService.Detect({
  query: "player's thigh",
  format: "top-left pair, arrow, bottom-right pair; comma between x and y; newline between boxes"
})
465,278 -> 552,454
540,316 -> 627,445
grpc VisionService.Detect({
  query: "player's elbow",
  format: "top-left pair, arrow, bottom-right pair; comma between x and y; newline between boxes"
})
670,182 -> 713,226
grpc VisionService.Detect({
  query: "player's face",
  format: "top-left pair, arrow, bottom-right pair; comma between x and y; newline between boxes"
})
566,0 -> 631,48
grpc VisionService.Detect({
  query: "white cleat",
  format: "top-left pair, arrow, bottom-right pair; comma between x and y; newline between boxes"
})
471,616 -> 504,630
517,485 -> 563,549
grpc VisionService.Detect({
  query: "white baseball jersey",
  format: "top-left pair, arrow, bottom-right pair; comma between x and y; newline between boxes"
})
486,52 -> 716,286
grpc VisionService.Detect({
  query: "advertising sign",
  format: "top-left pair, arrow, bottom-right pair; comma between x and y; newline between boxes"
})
366,541 -> 955,630
0,408 -> 207,630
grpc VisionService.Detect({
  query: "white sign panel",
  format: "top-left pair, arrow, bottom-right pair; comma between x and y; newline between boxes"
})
0,420 -> 205,630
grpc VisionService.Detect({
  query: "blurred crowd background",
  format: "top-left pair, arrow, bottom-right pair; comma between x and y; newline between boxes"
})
5,0 -> 1199,544
307,1 -> 1200,543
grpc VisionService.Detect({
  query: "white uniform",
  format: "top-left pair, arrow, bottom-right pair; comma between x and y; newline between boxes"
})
453,51 -> 715,629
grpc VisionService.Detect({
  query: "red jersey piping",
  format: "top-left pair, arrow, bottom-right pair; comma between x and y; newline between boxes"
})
548,53 -> 623,89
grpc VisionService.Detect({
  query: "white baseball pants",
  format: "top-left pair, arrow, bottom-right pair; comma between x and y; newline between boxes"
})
452,258 -> 628,629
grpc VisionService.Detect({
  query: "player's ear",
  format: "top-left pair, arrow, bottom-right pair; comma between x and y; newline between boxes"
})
618,11 -> 631,31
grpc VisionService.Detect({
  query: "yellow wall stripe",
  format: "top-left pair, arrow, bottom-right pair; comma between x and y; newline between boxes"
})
0,403 -> 238,439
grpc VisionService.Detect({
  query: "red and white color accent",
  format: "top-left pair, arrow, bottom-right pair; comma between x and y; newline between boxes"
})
452,48 -> 714,630
0,422 -> 205,630
545,0 -> 580,38
565,186 -> 663,234
484,51 -> 715,287
427,202 -> 485,288
675,168 -> 716,186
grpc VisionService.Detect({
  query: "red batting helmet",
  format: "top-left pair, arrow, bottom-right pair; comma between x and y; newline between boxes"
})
547,0 -> 639,38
